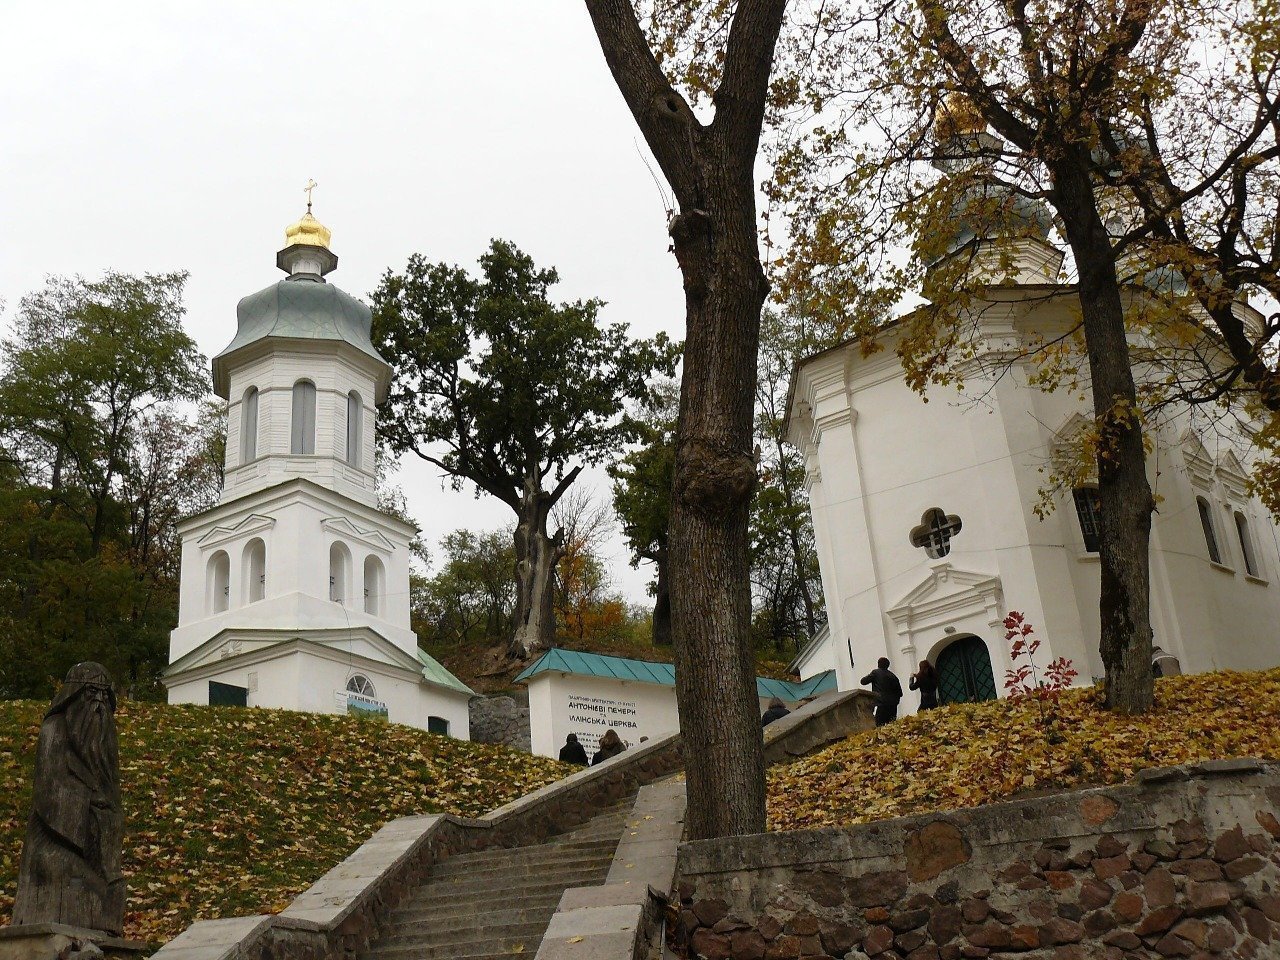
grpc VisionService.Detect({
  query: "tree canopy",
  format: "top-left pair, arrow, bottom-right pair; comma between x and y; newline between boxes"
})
371,239 -> 677,658
0,272 -> 211,697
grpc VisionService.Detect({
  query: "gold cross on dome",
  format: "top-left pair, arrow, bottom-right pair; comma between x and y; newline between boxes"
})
304,178 -> 318,212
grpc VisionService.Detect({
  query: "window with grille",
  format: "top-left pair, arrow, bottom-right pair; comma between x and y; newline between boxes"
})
1196,497 -> 1222,564
910,508 -> 963,559
346,674 -> 377,698
1073,487 -> 1102,553
1235,512 -> 1259,577
427,716 -> 450,735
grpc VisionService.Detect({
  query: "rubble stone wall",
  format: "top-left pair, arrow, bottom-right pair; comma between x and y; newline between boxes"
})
469,694 -> 532,752
676,760 -> 1280,960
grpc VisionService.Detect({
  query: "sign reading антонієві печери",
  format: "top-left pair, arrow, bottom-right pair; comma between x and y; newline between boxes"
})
565,693 -> 639,753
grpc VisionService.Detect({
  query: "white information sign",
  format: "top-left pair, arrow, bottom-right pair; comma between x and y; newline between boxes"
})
565,693 -> 640,754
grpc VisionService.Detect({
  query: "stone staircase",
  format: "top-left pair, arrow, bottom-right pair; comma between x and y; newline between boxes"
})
358,802 -> 634,960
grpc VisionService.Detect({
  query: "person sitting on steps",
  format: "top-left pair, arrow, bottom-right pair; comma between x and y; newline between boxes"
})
761,696 -> 790,727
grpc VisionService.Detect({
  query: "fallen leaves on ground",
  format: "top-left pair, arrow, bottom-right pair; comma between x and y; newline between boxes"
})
767,669 -> 1280,832
0,701 -> 570,944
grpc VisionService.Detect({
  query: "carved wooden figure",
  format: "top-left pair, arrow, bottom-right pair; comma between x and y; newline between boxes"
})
12,663 -> 125,934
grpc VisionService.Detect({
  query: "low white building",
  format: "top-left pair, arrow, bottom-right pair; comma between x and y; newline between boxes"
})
164,204 -> 473,735
784,123 -> 1280,707
517,648 -> 835,759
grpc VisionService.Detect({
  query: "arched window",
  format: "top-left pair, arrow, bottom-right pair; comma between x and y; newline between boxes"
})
329,541 -> 352,604
363,554 -> 385,616
241,387 -> 259,463
1072,487 -> 1102,553
207,551 -> 230,614
291,380 -> 317,455
910,508 -> 963,559
244,538 -> 266,603
1196,496 -> 1222,564
1235,511 -> 1259,577
346,674 -> 377,698
935,635 -> 997,704
346,391 -> 363,468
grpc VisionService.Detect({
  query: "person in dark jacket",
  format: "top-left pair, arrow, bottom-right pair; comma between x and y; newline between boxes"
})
761,696 -> 790,727
861,657 -> 904,726
558,733 -> 589,765
909,659 -> 940,710
592,728 -> 626,765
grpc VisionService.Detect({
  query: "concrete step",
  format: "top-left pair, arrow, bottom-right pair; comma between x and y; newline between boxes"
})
384,902 -> 562,934
375,917 -> 553,949
363,925 -> 546,960
409,867 -> 610,900
441,839 -> 618,869
390,890 -> 565,922
399,876 -> 605,910
429,853 -> 614,881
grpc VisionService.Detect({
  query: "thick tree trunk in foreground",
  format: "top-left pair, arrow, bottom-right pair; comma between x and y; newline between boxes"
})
510,476 -> 565,659
585,0 -> 786,839
1057,164 -> 1155,715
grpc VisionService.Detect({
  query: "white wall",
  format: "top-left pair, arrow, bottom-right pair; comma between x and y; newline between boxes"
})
528,673 -> 678,759
166,647 -> 471,738
789,293 -> 1280,710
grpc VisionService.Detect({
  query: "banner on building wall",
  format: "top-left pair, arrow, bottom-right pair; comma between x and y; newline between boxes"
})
336,689 -> 389,721
565,693 -> 640,754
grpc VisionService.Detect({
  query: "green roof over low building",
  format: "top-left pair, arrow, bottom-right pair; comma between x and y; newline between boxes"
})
513,648 -> 835,701
212,277 -> 391,400
417,647 -> 474,696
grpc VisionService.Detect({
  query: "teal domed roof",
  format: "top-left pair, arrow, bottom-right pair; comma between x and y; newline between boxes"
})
211,277 -> 391,399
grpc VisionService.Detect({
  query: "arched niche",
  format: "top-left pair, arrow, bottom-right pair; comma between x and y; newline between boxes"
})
329,541 -> 353,604
207,551 -> 230,614
363,554 -> 385,616
243,537 -> 266,603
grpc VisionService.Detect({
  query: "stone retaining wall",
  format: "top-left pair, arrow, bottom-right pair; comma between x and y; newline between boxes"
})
469,694 -> 531,753
675,760 -> 1280,960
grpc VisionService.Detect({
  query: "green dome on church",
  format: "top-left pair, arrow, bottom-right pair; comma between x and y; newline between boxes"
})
211,277 -> 391,399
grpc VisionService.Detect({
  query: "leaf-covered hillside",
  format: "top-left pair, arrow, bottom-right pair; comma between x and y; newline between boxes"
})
0,701 -> 569,944
768,669 -> 1280,831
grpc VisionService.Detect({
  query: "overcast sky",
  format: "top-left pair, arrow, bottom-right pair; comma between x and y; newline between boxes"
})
0,1 -> 688,602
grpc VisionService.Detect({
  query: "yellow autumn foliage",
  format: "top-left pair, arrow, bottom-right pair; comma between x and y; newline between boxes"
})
767,669 -> 1280,832
0,701 -> 570,944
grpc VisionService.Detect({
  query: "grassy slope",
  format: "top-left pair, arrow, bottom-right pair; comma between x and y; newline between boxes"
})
0,701 -> 569,944
768,668 -> 1280,831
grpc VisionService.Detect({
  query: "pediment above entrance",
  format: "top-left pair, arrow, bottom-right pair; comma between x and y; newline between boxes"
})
886,562 -> 1004,635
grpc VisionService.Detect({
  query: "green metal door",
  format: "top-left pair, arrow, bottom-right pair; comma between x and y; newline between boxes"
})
209,681 -> 248,707
936,636 -> 997,704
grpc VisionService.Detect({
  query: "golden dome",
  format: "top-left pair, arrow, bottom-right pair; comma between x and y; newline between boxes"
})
934,93 -> 987,139
284,211 -> 332,250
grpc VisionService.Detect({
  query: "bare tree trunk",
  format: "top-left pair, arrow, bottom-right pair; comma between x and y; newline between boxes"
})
584,0 -> 785,839
651,547 -> 672,646
1057,164 -> 1155,715
510,476 -> 565,659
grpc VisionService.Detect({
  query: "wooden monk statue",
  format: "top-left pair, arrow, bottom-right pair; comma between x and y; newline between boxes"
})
12,662 -> 125,934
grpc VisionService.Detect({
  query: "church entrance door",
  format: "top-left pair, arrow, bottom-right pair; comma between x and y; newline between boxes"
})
936,635 -> 997,704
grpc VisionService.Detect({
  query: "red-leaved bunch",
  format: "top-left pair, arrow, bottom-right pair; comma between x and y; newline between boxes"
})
1002,610 -> 1078,702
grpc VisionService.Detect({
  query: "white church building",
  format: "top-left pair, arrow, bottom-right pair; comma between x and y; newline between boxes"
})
785,115 -> 1280,708
164,203 -> 474,736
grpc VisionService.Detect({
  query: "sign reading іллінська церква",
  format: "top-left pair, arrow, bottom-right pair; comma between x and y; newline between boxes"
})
565,693 -> 640,753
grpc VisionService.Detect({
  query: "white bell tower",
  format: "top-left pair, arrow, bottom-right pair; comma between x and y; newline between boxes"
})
164,191 -> 473,735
